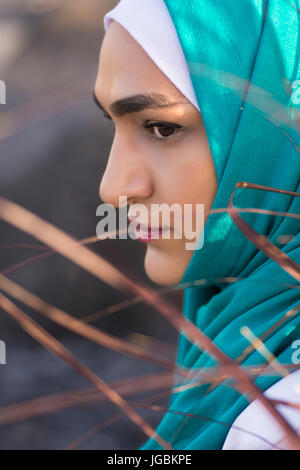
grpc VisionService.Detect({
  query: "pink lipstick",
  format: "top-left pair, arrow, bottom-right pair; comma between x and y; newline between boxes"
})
128,217 -> 169,243
134,223 -> 165,243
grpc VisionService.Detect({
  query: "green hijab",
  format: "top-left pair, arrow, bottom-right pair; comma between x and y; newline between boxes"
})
140,0 -> 300,450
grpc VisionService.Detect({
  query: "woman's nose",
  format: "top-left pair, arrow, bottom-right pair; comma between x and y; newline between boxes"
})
99,136 -> 153,207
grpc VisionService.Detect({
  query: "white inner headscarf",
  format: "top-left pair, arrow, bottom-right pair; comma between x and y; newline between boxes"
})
103,0 -> 199,110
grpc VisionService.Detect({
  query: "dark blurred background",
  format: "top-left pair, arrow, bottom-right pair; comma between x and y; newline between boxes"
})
0,0 -> 178,449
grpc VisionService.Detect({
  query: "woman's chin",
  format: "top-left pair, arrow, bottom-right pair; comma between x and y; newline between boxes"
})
143,243 -> 188,286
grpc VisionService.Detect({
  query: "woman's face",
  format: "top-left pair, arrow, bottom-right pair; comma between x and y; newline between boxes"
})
94,21 -> 218,286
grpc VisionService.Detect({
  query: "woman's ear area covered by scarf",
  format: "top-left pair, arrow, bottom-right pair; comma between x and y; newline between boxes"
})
165,0 -> 300,286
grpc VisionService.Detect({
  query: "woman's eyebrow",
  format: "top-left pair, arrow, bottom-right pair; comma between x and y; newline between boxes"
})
93,91 -> 186,117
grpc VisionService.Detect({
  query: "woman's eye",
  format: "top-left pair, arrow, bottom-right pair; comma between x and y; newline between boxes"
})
144,122 -> 182,140
153,125 -> 176,139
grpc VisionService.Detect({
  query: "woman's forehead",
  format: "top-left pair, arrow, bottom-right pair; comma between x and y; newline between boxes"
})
99,21 -> 153,73
96,22 -> 187,107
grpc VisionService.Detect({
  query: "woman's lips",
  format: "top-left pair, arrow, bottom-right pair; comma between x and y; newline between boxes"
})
136,224 -> 164,242
128,218 -> 170,242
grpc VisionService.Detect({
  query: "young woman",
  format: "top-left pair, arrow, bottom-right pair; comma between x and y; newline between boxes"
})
94,0 -> 300,450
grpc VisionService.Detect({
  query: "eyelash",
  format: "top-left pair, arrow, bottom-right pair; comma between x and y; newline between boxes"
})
103,113 -> 183,141
103,112 -> 112,120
